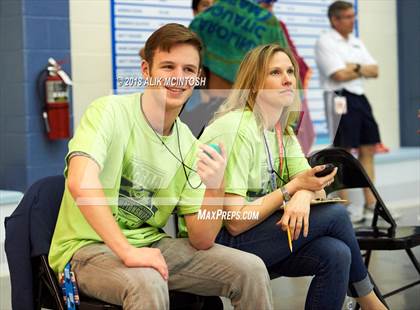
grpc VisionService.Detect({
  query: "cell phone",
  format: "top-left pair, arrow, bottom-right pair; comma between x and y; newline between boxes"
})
315,163 -> 335,177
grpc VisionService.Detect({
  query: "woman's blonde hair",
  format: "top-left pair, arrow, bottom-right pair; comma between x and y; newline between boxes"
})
211,44 -> 301,132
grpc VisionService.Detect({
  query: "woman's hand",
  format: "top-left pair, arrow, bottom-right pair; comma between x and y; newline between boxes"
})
276,190 -> 313,240
289,165 -> 337,193
197,143 -> 227,189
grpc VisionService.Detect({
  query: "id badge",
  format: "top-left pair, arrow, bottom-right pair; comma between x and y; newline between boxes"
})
334,96 -> 347,115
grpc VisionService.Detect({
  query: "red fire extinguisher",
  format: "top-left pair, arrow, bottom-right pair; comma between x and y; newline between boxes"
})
37,58 -> 72,140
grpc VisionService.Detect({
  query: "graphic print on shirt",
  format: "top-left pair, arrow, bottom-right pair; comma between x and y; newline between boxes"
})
246,159 -> 279,201
117,158 -> 165,228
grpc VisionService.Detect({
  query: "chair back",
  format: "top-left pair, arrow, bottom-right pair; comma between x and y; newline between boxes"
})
6,175 -> 223,310
30,175 -> 66,255
5,175 -> 65,310
308,147 -> 396,229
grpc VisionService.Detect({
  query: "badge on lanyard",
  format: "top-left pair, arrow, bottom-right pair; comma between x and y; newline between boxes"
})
334,96 -> 348,115
263,123 -> 287,192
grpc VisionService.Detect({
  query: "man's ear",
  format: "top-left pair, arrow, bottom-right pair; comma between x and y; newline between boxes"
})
141,59 -> 150,79
331,16 -> 339,28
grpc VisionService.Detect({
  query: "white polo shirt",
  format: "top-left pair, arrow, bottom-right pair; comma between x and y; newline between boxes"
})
315,29 -> 377,95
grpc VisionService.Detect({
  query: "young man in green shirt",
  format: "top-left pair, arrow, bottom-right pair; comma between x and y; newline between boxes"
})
49,23 -> 273,309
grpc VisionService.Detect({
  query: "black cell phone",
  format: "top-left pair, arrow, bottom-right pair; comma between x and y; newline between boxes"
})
315,163 -> 335,177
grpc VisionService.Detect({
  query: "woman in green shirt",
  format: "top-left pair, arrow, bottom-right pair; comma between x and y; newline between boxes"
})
199,44 -> 386,310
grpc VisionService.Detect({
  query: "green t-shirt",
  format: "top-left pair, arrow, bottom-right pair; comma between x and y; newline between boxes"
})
199,109 -> 310,200
49,93 -> 204,274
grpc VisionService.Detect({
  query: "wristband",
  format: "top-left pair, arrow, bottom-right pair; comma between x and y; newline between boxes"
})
282,200 -> 287,210
354,64 -> 362,76
280,186 -> 291,203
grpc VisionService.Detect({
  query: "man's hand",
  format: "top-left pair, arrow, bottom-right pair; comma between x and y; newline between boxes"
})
330,63 -> 359,81
185,143 -> 227,250
121,246 -> 169,281
359,64 -> 378,78
197,143 -> 227,189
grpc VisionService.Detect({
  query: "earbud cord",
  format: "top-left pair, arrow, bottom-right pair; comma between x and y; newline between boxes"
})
141,100 -> 202,189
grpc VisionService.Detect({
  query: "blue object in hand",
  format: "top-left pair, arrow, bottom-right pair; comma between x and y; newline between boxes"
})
205,143 -> 221,158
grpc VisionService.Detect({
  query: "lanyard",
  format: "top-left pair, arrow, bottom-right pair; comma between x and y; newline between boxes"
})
275,122 -> 284,176
62,262 -> 80,309
63,263 -> 76,310
262,122 -> 284,192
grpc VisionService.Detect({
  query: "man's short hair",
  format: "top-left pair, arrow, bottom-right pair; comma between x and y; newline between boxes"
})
192,0 -> 200,11
328,1 -> 353,20
143,23 -> 203,68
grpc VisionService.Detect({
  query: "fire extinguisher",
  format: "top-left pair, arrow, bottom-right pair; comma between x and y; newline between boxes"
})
37,58 -> 72,140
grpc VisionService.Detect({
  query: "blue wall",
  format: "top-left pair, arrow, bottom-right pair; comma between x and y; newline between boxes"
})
397,0 -> 420,147
0,0 -> 72,191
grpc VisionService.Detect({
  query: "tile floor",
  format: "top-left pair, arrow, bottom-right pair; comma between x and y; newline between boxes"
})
222,205 -> 420,310
1,206 -> 419,310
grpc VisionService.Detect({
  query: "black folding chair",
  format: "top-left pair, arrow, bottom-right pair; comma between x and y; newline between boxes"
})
309,147 -> 420,308
5,175 -> 222,310
35,252 -> 218,310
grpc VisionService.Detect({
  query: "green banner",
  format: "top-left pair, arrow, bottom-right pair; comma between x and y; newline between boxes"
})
190,0 -> 288,82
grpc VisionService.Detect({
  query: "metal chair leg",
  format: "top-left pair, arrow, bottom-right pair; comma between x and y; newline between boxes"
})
406,248 -> 420,275
364,250 -> 372,267
369,274 -> 389,309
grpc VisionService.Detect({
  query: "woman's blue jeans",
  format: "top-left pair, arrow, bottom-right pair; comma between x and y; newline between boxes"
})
216,204 -> 373,310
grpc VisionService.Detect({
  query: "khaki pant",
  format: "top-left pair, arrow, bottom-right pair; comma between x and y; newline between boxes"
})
71,237 -> 273,310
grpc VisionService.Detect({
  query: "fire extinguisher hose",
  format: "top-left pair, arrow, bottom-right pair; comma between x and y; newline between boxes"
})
36,69 -> 51,133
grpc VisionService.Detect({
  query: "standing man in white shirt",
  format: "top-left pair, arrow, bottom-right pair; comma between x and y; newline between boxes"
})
315,1 -> 381,222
